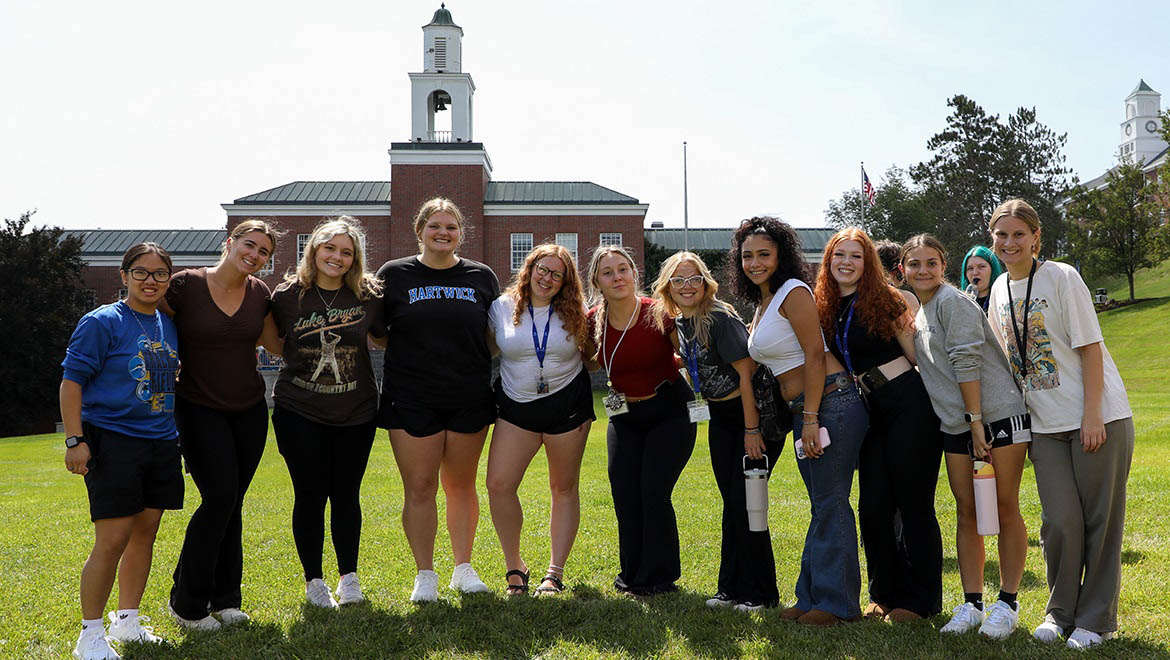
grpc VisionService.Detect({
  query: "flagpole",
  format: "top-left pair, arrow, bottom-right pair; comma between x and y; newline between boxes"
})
860,161 -> 865,227
683,141 -> 690,251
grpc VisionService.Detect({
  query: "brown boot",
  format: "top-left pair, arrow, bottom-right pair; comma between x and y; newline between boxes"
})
797,609 -> 842,627
886,608 -> 923,623
779,606 -> 806,620
863,601 -> 890,619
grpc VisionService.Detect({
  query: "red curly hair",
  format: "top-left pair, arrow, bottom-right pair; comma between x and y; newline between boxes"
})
502,243 -> 588,348
814,227 -> 908,342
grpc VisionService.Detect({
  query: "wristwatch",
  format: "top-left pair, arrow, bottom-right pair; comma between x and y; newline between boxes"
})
65,435 -> 87,449
963,411 -> 982,424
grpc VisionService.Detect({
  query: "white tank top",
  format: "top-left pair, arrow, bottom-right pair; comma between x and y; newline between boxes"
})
748,278 -> 828,375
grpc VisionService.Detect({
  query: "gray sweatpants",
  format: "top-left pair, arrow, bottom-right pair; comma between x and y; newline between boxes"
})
1029,416 -> 1134,634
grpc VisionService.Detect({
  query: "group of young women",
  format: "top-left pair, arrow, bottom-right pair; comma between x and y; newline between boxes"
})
61,196 -> 1133,658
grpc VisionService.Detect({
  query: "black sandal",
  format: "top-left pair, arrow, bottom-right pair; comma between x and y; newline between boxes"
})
505,569 -> 529,596
534,573 -> 564,596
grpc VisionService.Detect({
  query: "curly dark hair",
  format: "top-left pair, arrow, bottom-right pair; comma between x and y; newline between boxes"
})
726,217 -> 810,305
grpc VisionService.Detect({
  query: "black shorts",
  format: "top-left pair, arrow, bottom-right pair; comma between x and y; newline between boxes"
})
381,397 -> 497,438
496,367 -> 596,435
942,413 -> 1033,456
81,422 -> 184,522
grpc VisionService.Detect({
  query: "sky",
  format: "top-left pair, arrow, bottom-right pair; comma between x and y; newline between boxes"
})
2,0 -> 1167,231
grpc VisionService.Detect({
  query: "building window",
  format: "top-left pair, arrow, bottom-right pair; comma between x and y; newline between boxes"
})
117,287 -> 128,301
83,288 -> 97,310
511,233 -> 533,271
555,233 -> 578,260
600,232 -> 623,247
297,233 -> 312,264
257,257 -> 274,276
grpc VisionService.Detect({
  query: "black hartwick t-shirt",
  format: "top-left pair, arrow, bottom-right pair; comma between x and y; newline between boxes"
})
677,309 -> 750,400
376,255 -> 500,409
271,284 -> 386,426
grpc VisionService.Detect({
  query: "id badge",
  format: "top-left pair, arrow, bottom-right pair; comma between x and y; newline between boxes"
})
604,388 -> 629,416
687,398 -> 710,423
536,377 -> 549,395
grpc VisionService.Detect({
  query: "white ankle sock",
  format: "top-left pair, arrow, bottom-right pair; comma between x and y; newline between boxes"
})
81,618 -> 104,634
116,608 -> 139,620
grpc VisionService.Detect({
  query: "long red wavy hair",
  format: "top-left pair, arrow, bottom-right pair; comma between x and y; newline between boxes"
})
814,227 -> 907,342
503,243 -> 588,348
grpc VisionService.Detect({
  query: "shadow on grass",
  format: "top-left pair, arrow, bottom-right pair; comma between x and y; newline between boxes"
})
1122,548 -> 1146,565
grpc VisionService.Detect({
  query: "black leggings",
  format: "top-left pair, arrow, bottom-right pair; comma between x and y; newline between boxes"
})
170,398 -> 268,619
708,397 -> 782,606
858,370 -> 943,616
606,379 -> 696,593
272,406 -> 376,581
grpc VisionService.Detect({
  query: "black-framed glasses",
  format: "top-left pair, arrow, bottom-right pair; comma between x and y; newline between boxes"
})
124,268 -> 172,283
668,275 -> 704,288
534,263 -> 565,282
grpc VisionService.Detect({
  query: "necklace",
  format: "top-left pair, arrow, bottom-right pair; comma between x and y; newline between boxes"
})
316,284 -> 343,312
125,302 -> 161,353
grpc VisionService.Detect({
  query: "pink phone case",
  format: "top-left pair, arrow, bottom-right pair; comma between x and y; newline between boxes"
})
818,426 -> 831,449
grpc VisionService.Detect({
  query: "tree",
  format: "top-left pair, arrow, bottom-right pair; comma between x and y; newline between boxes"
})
825,166 -> 933,241
0,212 -> 92,436
1066,164 -> 1169,302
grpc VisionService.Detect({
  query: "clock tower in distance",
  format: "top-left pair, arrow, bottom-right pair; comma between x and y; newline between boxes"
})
1119,79 -> 1166,165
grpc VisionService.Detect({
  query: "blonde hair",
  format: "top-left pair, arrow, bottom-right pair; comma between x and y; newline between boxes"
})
988,199 -> 1042,256
221,219 -> 281,262
413,198 -> 467,251
650,251 -> 740,346
503,244 -> 588,348
586,245 -> 642,349
284,216 -> 382,301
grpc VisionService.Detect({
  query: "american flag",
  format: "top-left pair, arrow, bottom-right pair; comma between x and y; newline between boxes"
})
862,167 -> 877,207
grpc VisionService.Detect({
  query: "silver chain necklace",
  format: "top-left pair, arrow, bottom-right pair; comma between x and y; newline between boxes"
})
316,284 -> 343,312
125,302 -> 161,352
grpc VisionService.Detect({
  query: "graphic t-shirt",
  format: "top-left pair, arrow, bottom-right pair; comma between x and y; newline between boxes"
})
986,260 -> 1132,433
271,284 -> 386,426
676,309 -> 749,400
61,301 -> 180,440
377,256 -> 500,408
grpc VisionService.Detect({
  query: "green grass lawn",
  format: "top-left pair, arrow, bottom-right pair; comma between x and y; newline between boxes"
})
1088,258 -> 1170,302
3,296 -> 1169,659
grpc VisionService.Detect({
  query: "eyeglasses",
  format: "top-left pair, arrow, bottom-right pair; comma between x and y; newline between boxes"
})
533,263 -> 565,282
668,275 -> 704,288
124,268 -> 172,283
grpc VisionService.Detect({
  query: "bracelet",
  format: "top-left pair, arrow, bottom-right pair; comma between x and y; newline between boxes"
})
744,426 -> 760,431
802,410 -> 819,418
802,420 -> 818,425
745,428 -> 761,435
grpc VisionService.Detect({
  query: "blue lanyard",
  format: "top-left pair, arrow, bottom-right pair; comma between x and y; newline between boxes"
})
679,325 -> 701,395
528,303 -> 552,369
834,298 -> 856,375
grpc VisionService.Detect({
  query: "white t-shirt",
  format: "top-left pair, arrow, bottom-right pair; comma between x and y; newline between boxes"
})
986,260 -> 1131,434
489,294 -> 584,403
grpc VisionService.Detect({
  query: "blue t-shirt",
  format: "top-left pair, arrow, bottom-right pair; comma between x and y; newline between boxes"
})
61,301 -> 181,440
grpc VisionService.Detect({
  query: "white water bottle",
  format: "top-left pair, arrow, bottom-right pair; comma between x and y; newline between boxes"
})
744,455 -> 770,532
973,459 -> 1000,536
965,282 -> 980,300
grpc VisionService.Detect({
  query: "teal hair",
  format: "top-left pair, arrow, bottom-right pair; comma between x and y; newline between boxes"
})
959,245 -> 1004,291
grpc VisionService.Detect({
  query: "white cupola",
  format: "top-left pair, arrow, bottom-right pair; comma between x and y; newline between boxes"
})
409,4 -> 475,143
1119,79 -> 1166,165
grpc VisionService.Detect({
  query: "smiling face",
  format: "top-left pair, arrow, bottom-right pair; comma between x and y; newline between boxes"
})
965,255 -> 992,295
225,230 -> 273,275
595,252 -> 636,302
667,260 -> 706,313
121,252 -> 171,313
418,210 -> 461,256
529,255 -> 567,306
740,234 -> 779,289
314,233 -> 355,286
991,215 -> 1040,273
830,239 -> 864,294
903,245 -> 946,297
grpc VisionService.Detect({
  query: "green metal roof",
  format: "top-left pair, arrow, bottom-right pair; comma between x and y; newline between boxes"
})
62,229 -> 227,256
1131,79 -> 1157,94
644,227 -> 834,257
485,182 -> 640,204
425,4 -> 458,27
233,181 -> 391,205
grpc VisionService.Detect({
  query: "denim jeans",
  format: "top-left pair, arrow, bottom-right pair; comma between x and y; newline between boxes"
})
790,378 -> 867,620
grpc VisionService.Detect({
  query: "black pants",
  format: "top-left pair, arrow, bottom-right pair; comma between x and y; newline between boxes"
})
708,397 -> 782,606
272,406 -> 376,581
606,379 -> 696,594
858,370 -> 943,617
170,398 -> 268,619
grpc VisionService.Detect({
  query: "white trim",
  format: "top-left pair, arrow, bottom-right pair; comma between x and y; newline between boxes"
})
484,204 -> 649,216
221,203 -> 390,216
388,148 -> 492,175
82,256 -> 215,267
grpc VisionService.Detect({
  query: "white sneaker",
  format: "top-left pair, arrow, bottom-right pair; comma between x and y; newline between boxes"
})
410,569 -> 439,602
305,578 -> 339,609
978,600 -> 1019,640
1033,620 -> 1064,643
448,563 -> 490,593
734,601 -> 765,613
940,602 -> 984,634
1067,627 -> 1114,650
335,572 -> 365,605
73,631 -> 121,660
167,603 -> 222,632
705,592 -> 735,608
211,608 -> 250,625
106,612 -> 162,644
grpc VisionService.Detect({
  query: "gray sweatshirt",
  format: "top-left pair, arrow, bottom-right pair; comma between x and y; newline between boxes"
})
913,284 -> 1026,434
